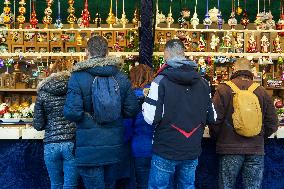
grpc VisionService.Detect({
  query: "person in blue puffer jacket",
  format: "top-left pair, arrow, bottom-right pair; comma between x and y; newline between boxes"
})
132,86 -> 154,189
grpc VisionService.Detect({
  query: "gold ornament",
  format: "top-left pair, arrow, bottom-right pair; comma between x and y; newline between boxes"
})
106,0 -> 116,27
132,8 -> 140,26
17,0 -> 26,29
67,0 -> 77,28
43,0 -> 53,29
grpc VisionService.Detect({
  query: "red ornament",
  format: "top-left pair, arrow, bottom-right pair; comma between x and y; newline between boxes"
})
29,0 -> 38,28
80,0 -> 90,28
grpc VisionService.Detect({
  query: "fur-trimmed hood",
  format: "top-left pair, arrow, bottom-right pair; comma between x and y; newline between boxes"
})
37,71 -> 70,95
72,56 -> 121,72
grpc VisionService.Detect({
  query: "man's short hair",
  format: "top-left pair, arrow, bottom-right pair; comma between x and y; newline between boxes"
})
87,36 -> 108,58
164,39 -> 185,58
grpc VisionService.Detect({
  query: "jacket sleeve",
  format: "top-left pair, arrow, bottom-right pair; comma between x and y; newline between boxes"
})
33,94 -> 46,131
263,90 -> 279,137
206,93 -> 217,125
142,76 -> 165,126
64,74 -> 84,122
208,86 -> 226,139
122,80 -> 139,118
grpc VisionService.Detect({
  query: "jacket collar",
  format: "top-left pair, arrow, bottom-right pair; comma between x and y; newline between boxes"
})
72,56 -> 121,72
230,70 -> 254,80
37,71 -> 70,92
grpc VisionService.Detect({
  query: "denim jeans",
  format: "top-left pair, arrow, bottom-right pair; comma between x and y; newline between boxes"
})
134,157 -> 151,189
44,142 -> 79,189
78,165 -> 116,189
148,154 -> 198,189
219,155 -> 264,189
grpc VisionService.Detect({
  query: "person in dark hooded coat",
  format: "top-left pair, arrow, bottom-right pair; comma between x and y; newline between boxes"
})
64,36 -> 139,189
142,39 -> 216,189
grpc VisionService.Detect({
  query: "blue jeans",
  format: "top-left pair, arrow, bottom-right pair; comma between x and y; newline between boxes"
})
134,157 -> 151,189
219,155 -> 264,189
148,154 -> 198,189
78,165 -> 116,189
44,142 -> 79,189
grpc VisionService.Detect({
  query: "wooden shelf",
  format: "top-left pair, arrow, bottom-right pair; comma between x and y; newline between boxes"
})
0,89 -> 37,92
265,87 -> 284,90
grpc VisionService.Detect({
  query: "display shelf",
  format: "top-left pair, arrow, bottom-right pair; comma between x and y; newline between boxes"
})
265,87 -> 284,90
156,28 -> 284,33
0,89 -> 37,92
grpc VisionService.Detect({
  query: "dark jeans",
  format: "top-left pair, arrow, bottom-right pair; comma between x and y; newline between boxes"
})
219,155 -> 264,189
44,142 -> 79,189
148,154 -> 198,189
78,165 -> 116,189
134,157 -> 151,189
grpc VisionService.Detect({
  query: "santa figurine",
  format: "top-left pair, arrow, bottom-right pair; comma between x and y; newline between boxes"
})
260,35 -> 270,53
198,36 -> 206,52
273,35 -> 282,53
247,34 -> 257,53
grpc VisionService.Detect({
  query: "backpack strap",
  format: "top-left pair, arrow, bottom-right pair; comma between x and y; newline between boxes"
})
224,81 -> 241,94
247,83 -> 260,93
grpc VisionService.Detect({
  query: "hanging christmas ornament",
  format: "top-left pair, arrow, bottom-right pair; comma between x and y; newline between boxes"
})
166,1 -> 174,28
132,7 -> 140,27
247,34 -> 257,53
1,0 -> 14,29
260,35 -> 270,53
106,0 -> 116,27
277,0 -> 284,36
78,0 -> 90,28
94,7 -> 102,28
209,7 -> 219,23
254,0 -> 263,30
190,0 -> 199,29
181,0 -> 190,18
210,34 -> 220,51
30,0 -> 38,28
273,35 -> 282,53
203,0 -> 212,29
17,0 -> 26,29
67,0 -> 77,29
240,0 -> 249,29
54,0 -> 63,29
228,0 -> 237,29
217,0 -> 223,30
114,0 -> 120,26
42,0 -> 53,29
266,12 -> 275,30
120,0 -> 128,28
177,0 -> 186,28
236,0 -> 242,15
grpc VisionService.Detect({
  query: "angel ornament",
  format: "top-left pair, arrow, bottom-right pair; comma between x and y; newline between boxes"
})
210,34 -> 220,51
260,35 -> 270,53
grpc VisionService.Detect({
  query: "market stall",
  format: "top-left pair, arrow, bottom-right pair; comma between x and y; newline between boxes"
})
0,0 -> 284,188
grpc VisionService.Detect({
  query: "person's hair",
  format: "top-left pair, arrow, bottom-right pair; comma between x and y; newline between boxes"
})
50,59 -> 68,74
87,36 -> 109,58
164,39 -> 185,58
234,58 -> 251,71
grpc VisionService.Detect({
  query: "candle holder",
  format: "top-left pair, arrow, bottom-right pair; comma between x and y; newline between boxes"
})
43,0 -> 53,29
29,0 -> 38,28
106,0 -> 116,27
67,0 -> 77,29
17,0 -> 26,29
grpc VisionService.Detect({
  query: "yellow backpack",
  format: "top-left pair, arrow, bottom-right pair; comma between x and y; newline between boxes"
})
225,81 -> 262,137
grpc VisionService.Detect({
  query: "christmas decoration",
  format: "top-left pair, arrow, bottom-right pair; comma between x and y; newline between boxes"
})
273,35 -> 282,53
29,0 -> 38,28
210,34 -> 220,51
67,0 -> 77,28
54,0 -> 63,29
106,0 -> 116,27
43,0 -> 53,29
234,33 -> 244,53
120,0 -> 128,28
1,0 -> 14,28
17,0 -> 26,29
132,7 -> 140,27
247,34 -> 257,53
94,8 -> 101,28
198,35 -> 206,52
236,0 -> 243,15
78,0 -> 90,28
166,2 -> 174,28
260,35 -> 270,53
190,0 -> 199,29
203,0 -> 212,29
240,0 -> 249,29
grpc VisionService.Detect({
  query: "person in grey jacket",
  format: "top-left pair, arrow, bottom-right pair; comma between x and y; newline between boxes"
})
33,62 -> 79,189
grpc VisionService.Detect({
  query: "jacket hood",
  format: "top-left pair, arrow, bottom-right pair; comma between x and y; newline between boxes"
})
72,56 -> 121,77
160,65 -> 201,85
37,71 -> 70,95
230,70 -> 254,80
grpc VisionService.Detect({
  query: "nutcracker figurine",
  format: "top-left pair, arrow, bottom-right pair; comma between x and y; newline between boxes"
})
247,34 -> 257,53
260,35 -> 270,53
273,35 -> 282,53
